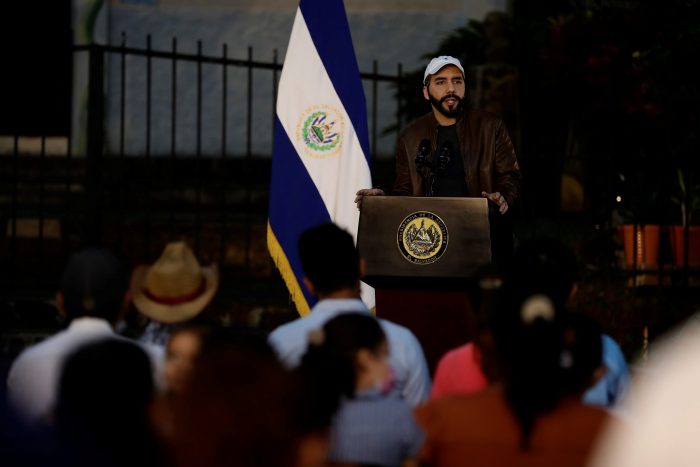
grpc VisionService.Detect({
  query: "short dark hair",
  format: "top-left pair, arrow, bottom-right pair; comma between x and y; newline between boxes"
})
57,338 -> 153,427
298,223 -> 360,296
60,248 -> 127,322
56,338 -> 159,466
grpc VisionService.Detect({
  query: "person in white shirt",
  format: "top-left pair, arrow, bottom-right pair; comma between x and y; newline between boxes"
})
6,248 -> 163,424
268,222 -> 431,406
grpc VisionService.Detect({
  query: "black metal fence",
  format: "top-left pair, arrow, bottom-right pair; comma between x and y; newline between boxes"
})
1,37 -> 404,302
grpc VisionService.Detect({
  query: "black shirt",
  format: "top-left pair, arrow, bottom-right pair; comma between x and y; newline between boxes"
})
433,124 -> 469,197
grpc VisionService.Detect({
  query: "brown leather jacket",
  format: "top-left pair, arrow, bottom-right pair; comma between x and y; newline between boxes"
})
391,109 -> 521,207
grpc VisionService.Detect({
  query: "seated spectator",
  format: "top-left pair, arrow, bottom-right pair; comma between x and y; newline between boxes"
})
416,292 -> 608,467
149,323 -> 213,441
299,313 -> 423,467
163,323 -> 211,396
130,241 -> 218,347
6,248 -> 163,424
430,265 -> 501,399
431,238 -> 629,409
54,339 -> 165,467
167,325 -> 326,467
269,222 -> 431,406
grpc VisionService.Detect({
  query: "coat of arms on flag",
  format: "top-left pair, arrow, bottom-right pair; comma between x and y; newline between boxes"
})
297,105 -> 345,158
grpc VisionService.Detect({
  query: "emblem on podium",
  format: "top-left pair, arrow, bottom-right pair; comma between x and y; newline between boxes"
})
397,211 -> 449,264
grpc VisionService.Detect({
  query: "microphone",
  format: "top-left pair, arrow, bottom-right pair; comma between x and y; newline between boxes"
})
415,139 -> 432,182
415,139 -> 430,166
437,141 -> 452,174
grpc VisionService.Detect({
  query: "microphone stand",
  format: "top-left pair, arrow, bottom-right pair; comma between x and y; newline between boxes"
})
415,142 -> 434,196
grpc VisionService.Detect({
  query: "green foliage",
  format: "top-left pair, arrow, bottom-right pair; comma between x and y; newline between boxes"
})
670,169 -> 700,226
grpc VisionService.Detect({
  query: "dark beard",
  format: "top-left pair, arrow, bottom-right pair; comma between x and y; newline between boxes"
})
428,92 -> 464,119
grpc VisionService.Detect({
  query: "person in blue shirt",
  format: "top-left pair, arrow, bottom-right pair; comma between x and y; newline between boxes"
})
298,313 -> 423,467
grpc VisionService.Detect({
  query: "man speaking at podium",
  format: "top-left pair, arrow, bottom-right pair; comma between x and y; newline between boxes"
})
355,56 -> 521,262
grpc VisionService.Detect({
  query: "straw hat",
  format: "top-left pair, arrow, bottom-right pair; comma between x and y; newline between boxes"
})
130,242 -> 218,323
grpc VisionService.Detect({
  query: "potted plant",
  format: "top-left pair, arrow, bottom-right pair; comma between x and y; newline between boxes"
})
670,169 -> 700,267
620,224 -> 660,268
616,172 -> 661,269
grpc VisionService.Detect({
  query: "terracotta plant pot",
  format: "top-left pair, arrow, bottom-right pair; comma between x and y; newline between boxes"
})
669,225 -> 700,267
620,224 -> 660,267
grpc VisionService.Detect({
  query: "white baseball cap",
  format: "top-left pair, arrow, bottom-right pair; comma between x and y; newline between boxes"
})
423,56 -> 465,84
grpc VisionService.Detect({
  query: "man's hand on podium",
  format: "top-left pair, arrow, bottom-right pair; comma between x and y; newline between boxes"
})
355,188 -> 385,210
481,191 -> 509,214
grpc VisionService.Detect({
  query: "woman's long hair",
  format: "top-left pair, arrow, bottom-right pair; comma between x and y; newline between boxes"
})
298,313 -> 386,405
490,289 -> 602,450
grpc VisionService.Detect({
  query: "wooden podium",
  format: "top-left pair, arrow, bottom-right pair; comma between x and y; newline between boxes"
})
358,196 -> 491,374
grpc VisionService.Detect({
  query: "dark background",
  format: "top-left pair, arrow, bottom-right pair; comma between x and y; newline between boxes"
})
0,1 -> 72,135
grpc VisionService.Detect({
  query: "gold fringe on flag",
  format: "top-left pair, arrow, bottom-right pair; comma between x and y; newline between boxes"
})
267,221 -> 311,316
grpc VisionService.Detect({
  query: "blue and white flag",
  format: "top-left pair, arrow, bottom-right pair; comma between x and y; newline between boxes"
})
268,0 -> 374,315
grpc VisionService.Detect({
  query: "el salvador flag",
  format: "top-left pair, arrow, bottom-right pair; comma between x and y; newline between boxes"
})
267,0 -> 375,315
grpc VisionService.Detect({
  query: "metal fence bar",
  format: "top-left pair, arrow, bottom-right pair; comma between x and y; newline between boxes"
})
86,43 -> 105,245
219,43 -> 228,267
245,44 -> 253,148
144,35 -> 153,257
118,33 -> 127,251
64,132 -> 72,256
272,49 -> 278,147
10,135 -> 19,289
372,60 -> 378,157
145,37 -> 152,153
72,44 -> 276,70
75,43 -> 402,83
38,136 -> 46,257
245,46 -> 253,269
195,40 -> 203,256
396,62 -> 403,131
170,37 -> 178,240
120,33 -> 127,159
